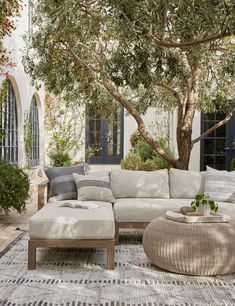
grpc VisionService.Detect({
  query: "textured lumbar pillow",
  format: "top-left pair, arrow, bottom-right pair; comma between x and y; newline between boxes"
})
46,164 -> 87,200
73,171 -> 115,202
204,166 -> 235,203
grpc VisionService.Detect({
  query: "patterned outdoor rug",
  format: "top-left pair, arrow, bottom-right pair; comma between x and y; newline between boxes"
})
0,231 -> 235,306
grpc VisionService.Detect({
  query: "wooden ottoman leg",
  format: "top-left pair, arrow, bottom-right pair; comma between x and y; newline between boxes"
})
107,240 -> 115,270
28,240 -> 36,270
115,223 -> 119,245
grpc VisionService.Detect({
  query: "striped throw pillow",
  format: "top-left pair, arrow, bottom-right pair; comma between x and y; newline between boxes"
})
46,164 -> 86,200
204,167 -> 235,203
73,172 -> 115,202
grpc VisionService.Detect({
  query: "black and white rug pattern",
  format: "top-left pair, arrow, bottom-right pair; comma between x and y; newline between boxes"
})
0,231 -> 235,306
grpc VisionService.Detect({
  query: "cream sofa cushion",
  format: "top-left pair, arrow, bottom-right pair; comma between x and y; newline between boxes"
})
169,168 -> 206,198
29,201 -> 114,240
205,167 -> 235,203
114,198 -> 190,222
114,198 -> 235,223
110,169 -> 169,198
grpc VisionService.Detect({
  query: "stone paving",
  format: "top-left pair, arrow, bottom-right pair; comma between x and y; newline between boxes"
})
0,194 -> 37,252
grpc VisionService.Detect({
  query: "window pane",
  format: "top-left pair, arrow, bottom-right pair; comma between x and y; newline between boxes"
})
0,81 -> 18,164
29,96 -> 40,166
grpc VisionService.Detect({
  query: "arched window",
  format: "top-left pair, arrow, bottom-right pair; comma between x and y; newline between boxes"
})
29,96 -> 40,166
0,80 -> 18,164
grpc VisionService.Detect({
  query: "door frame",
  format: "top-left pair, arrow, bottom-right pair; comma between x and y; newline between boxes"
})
85,107 -> 124,164
200,113 -> 235,171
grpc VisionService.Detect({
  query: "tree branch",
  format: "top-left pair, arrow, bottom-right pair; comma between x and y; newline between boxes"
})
146,30 -> 233,49
64,43 -> 101,75
103,81 -> 178,167
192,111 -> 234,146
64,42 -> 178,167
158,84 -> 182,105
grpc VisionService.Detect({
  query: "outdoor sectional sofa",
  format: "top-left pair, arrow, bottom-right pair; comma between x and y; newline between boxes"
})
28,166 -> 235,270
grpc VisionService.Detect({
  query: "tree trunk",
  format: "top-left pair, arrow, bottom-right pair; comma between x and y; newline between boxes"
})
176,88 -> 198,169
175,60 -> 201,169
176,128 -> 192,169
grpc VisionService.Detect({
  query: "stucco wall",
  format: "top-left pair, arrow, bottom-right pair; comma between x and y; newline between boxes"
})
1,2 -> 45,167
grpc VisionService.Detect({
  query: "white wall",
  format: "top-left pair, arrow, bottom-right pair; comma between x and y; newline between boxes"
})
189,111 -> 201,171
1,2 -> 45,167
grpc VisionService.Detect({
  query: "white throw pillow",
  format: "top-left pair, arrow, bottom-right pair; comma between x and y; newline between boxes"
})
73,171 -> 115,202
204,166 -> 235,203
110,169 -> 169,198
169,168 -> 206,198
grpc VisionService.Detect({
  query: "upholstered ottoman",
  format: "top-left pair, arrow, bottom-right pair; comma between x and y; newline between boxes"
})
28,201 -> 115,270
143,217 -> 235,275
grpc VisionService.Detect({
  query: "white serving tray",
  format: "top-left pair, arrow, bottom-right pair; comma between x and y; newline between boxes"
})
166,210 -> 230,223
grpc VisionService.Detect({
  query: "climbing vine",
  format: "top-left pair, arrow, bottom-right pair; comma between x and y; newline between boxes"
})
24,110 -> 32,166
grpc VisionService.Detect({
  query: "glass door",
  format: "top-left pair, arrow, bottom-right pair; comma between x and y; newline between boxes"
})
85,107 -> 124,164
201,113 -> 235,170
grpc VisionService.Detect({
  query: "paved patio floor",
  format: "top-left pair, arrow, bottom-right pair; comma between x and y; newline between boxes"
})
0,194 -> 37,252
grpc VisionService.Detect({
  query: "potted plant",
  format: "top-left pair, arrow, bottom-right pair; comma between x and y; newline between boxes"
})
191,194 -> 218,216
0,160 -> 30,215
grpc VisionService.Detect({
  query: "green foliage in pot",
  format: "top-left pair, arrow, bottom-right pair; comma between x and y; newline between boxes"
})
0,160 -> 30,215
191,194 -> 218,213
48,151 -> 73,167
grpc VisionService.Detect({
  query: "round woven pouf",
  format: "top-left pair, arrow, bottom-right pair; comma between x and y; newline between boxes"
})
143,217 -> 235,276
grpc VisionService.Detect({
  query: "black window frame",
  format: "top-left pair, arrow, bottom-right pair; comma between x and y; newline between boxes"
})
0,80 -> 18,164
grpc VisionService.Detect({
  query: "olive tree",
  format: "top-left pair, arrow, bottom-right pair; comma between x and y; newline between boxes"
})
24,0 -> 235,169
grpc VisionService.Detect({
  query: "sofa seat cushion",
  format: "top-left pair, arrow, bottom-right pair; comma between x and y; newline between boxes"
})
114,198 -> 192,222
29,201 -> 114,240
114,198 -> 235,223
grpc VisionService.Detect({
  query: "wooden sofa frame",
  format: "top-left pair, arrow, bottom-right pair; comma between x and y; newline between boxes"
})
28,238 -> 115,270
29,180 -> 115,270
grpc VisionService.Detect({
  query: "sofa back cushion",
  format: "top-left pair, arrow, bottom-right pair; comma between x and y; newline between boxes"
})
204,167 -> 235,203
169,168 -> 206,198
110,169 -> 169,198
46,164 -> 86,200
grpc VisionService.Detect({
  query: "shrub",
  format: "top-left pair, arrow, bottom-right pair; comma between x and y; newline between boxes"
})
231,158 -> 235,170
130,130 -> 143,148
48,151 -> 73,167
122,132 -> 174,171
153,148 -> 174,170
0,160 -> 30,215
137,141 -> 156,161
140,159 -> 158,171
121,152 -> 142,170
137,138 -> 174,169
